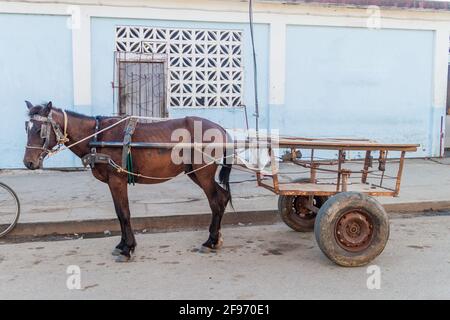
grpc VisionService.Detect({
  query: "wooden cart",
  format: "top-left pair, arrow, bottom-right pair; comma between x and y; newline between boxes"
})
245,137 -> 419,267
91,129 -> 418,267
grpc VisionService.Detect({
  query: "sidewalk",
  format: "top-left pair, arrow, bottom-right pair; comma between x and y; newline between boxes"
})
1,158 -> 450,236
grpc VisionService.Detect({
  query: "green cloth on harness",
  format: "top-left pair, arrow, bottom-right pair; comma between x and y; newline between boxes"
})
126,150 -> 135,186
122,117 -> 139,186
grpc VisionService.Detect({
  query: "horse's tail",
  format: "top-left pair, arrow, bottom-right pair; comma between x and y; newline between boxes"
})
219,145 -> 233,210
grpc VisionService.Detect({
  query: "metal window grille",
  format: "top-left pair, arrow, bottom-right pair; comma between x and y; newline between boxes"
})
113,52 -> 168,118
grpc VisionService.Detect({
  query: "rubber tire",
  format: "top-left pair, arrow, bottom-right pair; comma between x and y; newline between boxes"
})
314,192 -> 389,267
278,179 -> 328,232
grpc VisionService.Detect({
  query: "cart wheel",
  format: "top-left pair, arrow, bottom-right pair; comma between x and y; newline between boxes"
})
278,179 -> 328,232
314,192 -> 389,267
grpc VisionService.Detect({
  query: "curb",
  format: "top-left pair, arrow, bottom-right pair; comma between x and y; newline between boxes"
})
6,210 -> 280,238
383,200 -> 450,213
4,200 -> 450,239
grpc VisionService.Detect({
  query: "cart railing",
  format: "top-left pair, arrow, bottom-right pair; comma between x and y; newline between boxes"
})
89,135 -> 418,198
252,138 -> 418,197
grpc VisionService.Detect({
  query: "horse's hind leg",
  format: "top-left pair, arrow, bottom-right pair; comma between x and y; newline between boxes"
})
188,168 -> 230,252
203,182 -> 229,252
108,176 -> 137,262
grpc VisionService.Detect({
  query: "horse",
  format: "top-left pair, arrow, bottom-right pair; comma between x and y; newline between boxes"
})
23,101 -> 232,262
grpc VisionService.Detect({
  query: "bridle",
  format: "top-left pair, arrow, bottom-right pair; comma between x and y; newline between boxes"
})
25,110 -> 69,164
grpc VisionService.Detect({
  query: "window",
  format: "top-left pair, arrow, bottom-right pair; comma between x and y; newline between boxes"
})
114,52 -> 167,118
115,26 -> 244,108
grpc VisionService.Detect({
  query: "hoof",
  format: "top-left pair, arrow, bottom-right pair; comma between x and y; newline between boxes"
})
199,235 -> 224,253
115,254 -> 131,263
111,248 -> 122,256
215,236 -> 224,250
199,245 -> 215,254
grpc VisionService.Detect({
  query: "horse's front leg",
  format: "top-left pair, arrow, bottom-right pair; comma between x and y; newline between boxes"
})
108,175 -> 136,262
111,205 -> 126,257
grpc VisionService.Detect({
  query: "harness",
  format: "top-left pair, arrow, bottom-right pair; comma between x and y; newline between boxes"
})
25,110 -> 70,164
26,111 -> 233,183
80,116 -> 111,168
121,118 -> 138,185
81,116 -> 139,185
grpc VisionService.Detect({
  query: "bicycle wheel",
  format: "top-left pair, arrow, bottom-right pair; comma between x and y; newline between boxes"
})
0,182 -> 20,238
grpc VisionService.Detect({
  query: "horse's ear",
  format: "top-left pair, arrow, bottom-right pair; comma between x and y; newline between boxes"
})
42,101 -> 53,116
25,101 -> 33,110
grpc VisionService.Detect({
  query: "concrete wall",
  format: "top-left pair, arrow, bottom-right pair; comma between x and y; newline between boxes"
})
277,25 -> 435,157
90,18 -> 270,130
0,13 -> 76,168
0,0 -> 449,168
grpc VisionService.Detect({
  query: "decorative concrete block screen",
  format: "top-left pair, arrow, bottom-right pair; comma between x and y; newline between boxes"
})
115,26 -> 244,108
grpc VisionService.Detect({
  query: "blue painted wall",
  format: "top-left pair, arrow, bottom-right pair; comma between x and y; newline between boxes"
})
91,18 -> 269,131
0,14 -> 441,168
271,25 -> 436,157
0,14 -> 75,168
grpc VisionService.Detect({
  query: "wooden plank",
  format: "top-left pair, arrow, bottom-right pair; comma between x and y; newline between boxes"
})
89,137 -> 419,152
276,182 -> 395,197
276,139 -> 419,151
242,135 -> 419,151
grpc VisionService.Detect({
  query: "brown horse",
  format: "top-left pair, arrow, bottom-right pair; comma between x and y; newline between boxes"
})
23,101 -> 232,262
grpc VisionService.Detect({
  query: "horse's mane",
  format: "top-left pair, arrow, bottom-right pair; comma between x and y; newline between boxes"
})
64,109 -> 94,120
28,103 -> 94,120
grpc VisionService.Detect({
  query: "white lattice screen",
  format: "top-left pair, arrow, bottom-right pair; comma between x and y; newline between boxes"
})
115,26 -> 244,108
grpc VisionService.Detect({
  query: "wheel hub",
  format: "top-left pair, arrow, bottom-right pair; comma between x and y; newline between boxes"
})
293,196 -> 315,219
335,210 -> 374,252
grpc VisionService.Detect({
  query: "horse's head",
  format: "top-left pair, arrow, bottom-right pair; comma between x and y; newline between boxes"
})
23,101 -> 59,170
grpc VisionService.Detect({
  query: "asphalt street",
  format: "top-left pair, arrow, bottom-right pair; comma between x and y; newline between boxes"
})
1,213 -> 449,299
